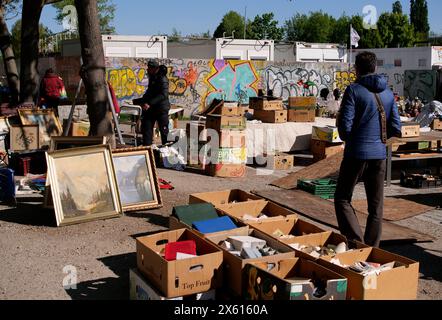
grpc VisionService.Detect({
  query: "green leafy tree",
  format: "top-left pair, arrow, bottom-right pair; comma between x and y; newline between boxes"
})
392,1 -> 403,14
330,15 -> 351,45
11,19 -> 52,58
246,13 -> 283,41
377,12 -> 415,48
213,11 -> 244,39
410,0 -> 430,41
285,11 -> 335,43
52,0 -> 116,34
350,15 -> 384,48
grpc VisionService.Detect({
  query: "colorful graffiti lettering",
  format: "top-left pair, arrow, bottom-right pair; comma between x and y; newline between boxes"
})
107,67 -> 148,100
204,60 -> 260,107
334,71 -> 356,93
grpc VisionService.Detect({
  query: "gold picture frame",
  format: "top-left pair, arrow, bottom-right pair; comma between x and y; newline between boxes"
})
111,146 -> 163,212
49,136 -> 107,152
18,109 -> 63,148
46,145 -> 122,227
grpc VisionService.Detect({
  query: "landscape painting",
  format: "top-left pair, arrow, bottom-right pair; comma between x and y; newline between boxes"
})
112,147 -> 162,212
46,145 -> 122,226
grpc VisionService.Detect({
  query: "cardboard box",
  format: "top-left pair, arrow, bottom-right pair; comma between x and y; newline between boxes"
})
401,122 -> 420,138
283,231 -> 368,261
431,119 -> 442,131
258,153 -> 294,170
318,247 -> 419,300
215,147 -> 247,164
206,115 -> 246,132
243,258 -> 347,300
189,189 -> 264,212
9,125 -> 40,151
136,229 -> 223,298
220,200 -> 299,224
208,101 -> 241,117
205,227 -> 296,296
312,126 -> 343,143
187,140 -> 208,169
253,110 -> 287,123
247,215 -> 326,242
129,268 -> 216,300
239,106 -> 254,117
288,109 -> 316,123
186,122 -> 207,141
310,140 -> 345,163
249,97 -> 284,111
206,164 -> 247,178
216,130 -> 246,148
289,97 -> 317,108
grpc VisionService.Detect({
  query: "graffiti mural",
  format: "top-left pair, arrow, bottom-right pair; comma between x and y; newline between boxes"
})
204,60 -> 260,107
404,70 -> 437,102
105,58 -> 351,116
334,71 -> 357,93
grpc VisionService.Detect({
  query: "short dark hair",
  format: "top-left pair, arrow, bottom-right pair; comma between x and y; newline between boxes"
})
355,51 -> 377,76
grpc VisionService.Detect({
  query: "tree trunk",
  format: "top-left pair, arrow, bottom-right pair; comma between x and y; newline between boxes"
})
20,0 -> 45,104
0,5 -> 19,105
75,0 -> 114,142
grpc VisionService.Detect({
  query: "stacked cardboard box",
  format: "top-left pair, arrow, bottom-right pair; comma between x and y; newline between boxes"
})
249,97 -> 287,123
288,97 -> 317,123
205,101 -> 247,178
186,121 -> 208,170
311,126 -> 345,162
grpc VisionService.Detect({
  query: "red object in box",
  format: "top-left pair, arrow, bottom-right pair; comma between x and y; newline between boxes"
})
164,240 -> 197,261
19,157 -> 31,176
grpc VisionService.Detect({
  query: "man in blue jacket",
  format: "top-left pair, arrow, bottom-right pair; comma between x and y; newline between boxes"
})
335,52 -> 402,247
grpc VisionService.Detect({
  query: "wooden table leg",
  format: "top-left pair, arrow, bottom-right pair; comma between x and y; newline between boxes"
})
386,144 -> 393,187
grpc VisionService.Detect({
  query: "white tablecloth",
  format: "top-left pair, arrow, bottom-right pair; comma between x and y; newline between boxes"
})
246,118 -> 338,157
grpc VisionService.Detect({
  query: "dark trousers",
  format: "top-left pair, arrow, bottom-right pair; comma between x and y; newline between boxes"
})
334,157 -> 386,247
141,109 -> 170,146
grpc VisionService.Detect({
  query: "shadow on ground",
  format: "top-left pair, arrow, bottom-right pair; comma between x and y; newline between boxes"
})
381,243 -> 442,283
393,193 -> 442,208
125,212 -> 170,229
65,253 -> 136,300
0,203 -> 55,227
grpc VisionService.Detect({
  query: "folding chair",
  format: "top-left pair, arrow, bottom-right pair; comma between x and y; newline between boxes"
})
118,105 -> 143,147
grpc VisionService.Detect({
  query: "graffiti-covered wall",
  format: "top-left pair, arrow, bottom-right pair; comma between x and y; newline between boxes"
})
404,70 -> 438,102
105,58 -> 353,116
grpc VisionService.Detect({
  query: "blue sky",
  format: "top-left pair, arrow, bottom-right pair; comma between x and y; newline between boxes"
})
7,0 -> 442,35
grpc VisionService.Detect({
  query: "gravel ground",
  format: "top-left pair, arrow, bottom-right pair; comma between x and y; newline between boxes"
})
0,165 -> 440,300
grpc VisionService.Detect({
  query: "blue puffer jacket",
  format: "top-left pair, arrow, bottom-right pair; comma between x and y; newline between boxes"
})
338,74 -> 402,160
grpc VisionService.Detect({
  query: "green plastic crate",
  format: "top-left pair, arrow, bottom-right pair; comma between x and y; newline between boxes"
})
297,179 -> 337,199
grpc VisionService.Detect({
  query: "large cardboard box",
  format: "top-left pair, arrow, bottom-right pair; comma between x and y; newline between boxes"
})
253,110 -> 287,123
249,97 -> 284,111
206,164 -> 247,178
400,122 -> 420,138
310,140 -> 345,163
206,115 -> 246,131
243,258 -> 347,300
215,147 -> 247,164
247,215 -> 326,242
129,268 -> 216,300
208,101 -> 241,117
256,153 -> 294,170
189,189 -> 265,213
289,97 -> 317,108
282,231 -> 368,261
220,200 -> 299,224
217,130 -> 246,148
312,126 -> 343,143
186,122 -> 207,141
136,229 -> 223,298
206,227 -> 296,296
288,109 -> 316,123
319,247 -> 419,300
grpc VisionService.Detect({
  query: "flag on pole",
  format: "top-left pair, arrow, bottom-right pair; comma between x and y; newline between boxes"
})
350,26 -> 360,48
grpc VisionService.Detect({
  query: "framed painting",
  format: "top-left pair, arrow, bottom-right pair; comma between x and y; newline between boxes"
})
9,125 -> 40,151
19,109 -> 63,148
0,116 -> 10,134
46,145 -> 122,227
112,146 -> 163,212
49,136 -> 107,152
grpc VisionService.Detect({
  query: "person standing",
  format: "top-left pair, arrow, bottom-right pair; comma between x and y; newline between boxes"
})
335,52 -> 402,247
39,68 -> 66,116
133,60 -> 170,146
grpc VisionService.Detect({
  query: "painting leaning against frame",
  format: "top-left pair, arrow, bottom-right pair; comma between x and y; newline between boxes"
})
46,145 -> 122,227
111,146 -> 163,212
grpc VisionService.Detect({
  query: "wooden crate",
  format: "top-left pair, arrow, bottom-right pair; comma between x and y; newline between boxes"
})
206,115 -> 246,132
253,110 -> 287,123
288,109 -> 316,123
311,139 -> 345,163
271,153 -> 294,170
432,119 -> 442,131
249,97 -> 284,111
289,96 -> 317,108
401,122 -> 420,138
